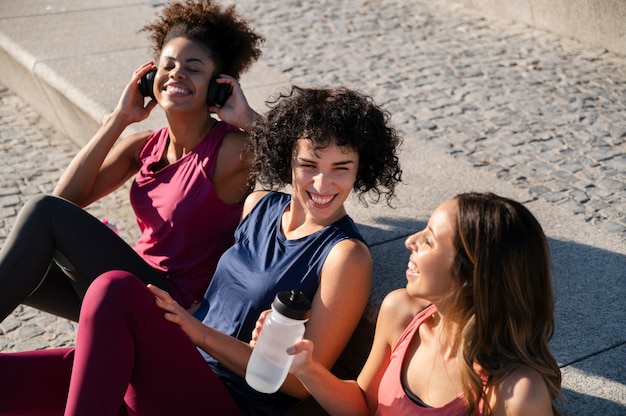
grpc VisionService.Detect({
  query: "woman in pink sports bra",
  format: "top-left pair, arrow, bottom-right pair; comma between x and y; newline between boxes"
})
285,192 -> 562,415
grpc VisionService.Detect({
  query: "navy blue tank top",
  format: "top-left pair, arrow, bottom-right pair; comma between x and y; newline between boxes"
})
198,191 -> 366,415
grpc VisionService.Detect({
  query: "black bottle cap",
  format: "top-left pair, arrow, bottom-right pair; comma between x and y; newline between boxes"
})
272,290 -> 312,320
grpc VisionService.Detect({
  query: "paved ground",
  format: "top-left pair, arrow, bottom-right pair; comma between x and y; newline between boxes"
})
234,0 -> 626,240
0,84 -> 139,352
0,0 -> 625,414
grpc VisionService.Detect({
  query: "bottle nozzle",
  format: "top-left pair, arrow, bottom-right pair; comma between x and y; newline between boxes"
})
289,290 -> 303,303
273,290 -> 311,320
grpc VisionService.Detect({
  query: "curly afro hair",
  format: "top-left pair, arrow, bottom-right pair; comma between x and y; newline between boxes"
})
249,86 -> 403,206
141,0 -> 264,79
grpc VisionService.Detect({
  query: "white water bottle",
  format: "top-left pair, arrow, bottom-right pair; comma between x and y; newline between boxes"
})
245,290 -> 311,394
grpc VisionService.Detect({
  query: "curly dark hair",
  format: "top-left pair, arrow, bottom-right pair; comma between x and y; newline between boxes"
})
248,86 -> 403,206
140,0 -> 264,79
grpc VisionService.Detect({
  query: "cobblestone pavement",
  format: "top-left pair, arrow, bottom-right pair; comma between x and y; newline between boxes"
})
1,0 -> 625,360
0,85 -> 138,352
239,0 -> 626,241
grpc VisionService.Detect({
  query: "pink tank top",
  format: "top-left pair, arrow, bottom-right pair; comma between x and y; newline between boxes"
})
375,304 -> 480,416
130,122 -> 243,309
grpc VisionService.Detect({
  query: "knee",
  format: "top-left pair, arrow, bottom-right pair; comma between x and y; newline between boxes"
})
25,194 -> 60,208
21,194 -> 67,217
83,270 -> 143,311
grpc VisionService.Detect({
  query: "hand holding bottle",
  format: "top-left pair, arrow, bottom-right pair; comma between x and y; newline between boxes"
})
245,290 -> 311,394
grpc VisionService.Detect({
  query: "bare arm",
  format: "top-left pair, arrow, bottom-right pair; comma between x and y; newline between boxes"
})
211,129 -> 254,205
205,77 -> 261,205
53,62 -> 158,206
274,237 -> 373,399
289,289 -> 426,416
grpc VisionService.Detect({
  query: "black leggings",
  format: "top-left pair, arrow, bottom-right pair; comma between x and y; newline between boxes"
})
0,195 -> 169,322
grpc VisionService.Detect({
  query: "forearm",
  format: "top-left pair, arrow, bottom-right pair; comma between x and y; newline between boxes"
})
197,325 -> 253,378
53,111 -> 131,204
197,326 -> 312,399
295,360 -> 370,416
236,107 -> 262,133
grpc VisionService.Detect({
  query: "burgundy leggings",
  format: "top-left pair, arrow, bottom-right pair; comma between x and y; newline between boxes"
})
0,270 -> 241,416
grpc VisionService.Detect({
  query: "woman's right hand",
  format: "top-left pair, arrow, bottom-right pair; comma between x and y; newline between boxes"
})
148,284 -> 208,346
249,309 -> 271,347
113,62 -> 159,124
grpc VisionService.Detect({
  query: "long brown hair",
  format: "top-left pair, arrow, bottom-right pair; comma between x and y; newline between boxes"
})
448,193 -> 561,415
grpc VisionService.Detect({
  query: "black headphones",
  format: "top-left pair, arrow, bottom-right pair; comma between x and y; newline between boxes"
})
139,68 -> 232,108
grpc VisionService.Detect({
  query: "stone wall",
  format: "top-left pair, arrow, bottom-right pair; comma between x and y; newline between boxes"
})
451,0 -> 626,56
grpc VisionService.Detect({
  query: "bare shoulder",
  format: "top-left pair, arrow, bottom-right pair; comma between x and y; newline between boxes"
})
242,190 -> 270,218
319,237 -> 372,295
122,129 -> 152,144
491,365 -> 553,416
326,236 -> 371,265
116,130 -> 153,161
368,289 -> 431,350
380,289 -> 430,318
222,127 -> 248,151
121,129 -> 153,147
216,127 -> 248,163
378,289 -> 430,333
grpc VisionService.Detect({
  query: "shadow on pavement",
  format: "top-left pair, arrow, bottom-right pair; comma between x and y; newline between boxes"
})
558,388 -> 626,415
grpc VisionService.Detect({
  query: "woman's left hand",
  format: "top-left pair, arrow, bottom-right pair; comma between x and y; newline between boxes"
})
209,75 -> 261,132
148,284 -> 207,346
287,339 -> 316,377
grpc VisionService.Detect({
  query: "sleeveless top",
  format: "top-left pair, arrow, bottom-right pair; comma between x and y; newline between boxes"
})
198,191 -> 367,416
376,304 -> 481,416
130,122 -> 243,309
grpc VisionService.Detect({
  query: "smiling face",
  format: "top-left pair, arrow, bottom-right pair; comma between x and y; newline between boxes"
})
405,199 -> 459,303
155,37 -> 215,111
290,137 -> 359,226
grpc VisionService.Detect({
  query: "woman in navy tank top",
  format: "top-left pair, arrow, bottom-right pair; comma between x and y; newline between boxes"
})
0,85 -> 403,415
